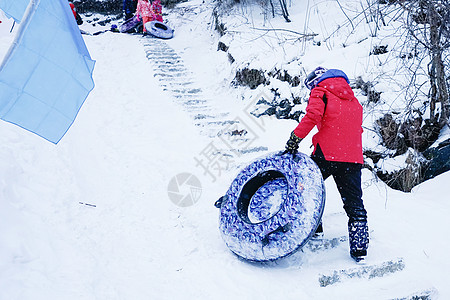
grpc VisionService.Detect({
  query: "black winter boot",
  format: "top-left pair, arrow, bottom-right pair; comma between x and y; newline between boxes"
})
313,222 -> 323,238
348,221 -> 369,262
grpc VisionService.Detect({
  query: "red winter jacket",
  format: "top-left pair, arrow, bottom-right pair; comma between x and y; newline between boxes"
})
135,0 -> 153,18
135,0 -> 163,22
293,70 -> 364,164
69,3 -> 77,18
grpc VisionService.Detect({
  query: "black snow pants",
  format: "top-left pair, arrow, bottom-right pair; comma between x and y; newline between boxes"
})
311,145 -> 367,223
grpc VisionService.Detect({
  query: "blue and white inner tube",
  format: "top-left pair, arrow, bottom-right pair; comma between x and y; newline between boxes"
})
144,21 -> 174,39
216,151 -> 325,262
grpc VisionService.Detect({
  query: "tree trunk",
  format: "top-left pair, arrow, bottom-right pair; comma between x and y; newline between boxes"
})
428,3 -> 449,126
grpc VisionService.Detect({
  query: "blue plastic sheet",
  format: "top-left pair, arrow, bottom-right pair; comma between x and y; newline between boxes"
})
0,0 -> 28,22
0,0 -> 95,143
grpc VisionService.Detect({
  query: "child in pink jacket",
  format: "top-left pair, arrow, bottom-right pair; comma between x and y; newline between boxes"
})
135,0 -> 163,32
151,0 -> 163,22
135,0 -> 152,32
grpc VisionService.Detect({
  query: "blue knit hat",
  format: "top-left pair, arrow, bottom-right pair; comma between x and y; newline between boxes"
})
304,66 -> 328,90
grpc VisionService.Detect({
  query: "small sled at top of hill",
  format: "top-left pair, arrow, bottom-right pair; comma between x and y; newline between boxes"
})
119,15 -> 142,33
144,21 -> 174,39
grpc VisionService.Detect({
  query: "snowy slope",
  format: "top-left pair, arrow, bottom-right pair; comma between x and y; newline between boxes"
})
1,2 -> 450,299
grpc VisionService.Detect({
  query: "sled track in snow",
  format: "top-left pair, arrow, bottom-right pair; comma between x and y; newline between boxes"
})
141,37 -> 268,161
141,37 -> 228,138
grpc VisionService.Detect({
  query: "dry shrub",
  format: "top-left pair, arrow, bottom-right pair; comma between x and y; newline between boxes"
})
354,77 -> 381,104
376,150 -> 426,192
376,114 -> 407,154
376,113 -> 441,154
233,68 -> 267,89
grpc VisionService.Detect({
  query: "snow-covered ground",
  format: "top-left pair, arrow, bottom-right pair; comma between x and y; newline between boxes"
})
1,1 -> 450,299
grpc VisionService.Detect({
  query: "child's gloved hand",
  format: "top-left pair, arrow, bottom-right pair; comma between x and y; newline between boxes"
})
285,131 -> 302,154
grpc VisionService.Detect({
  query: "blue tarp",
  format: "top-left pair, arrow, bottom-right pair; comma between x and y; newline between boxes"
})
0,0 -> 95,143
0,0 -> 28,22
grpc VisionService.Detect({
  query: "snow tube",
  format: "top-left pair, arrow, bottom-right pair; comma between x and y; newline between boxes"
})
217,151 -> 325,262
144,21 -> 174,39
119,16 -> 141,33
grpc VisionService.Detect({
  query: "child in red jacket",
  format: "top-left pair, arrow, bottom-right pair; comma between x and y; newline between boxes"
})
285,67 -> 369,262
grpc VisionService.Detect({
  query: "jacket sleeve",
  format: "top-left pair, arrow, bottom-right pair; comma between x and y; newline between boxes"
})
135,2 -> 141,17
293,88 -> 326,139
